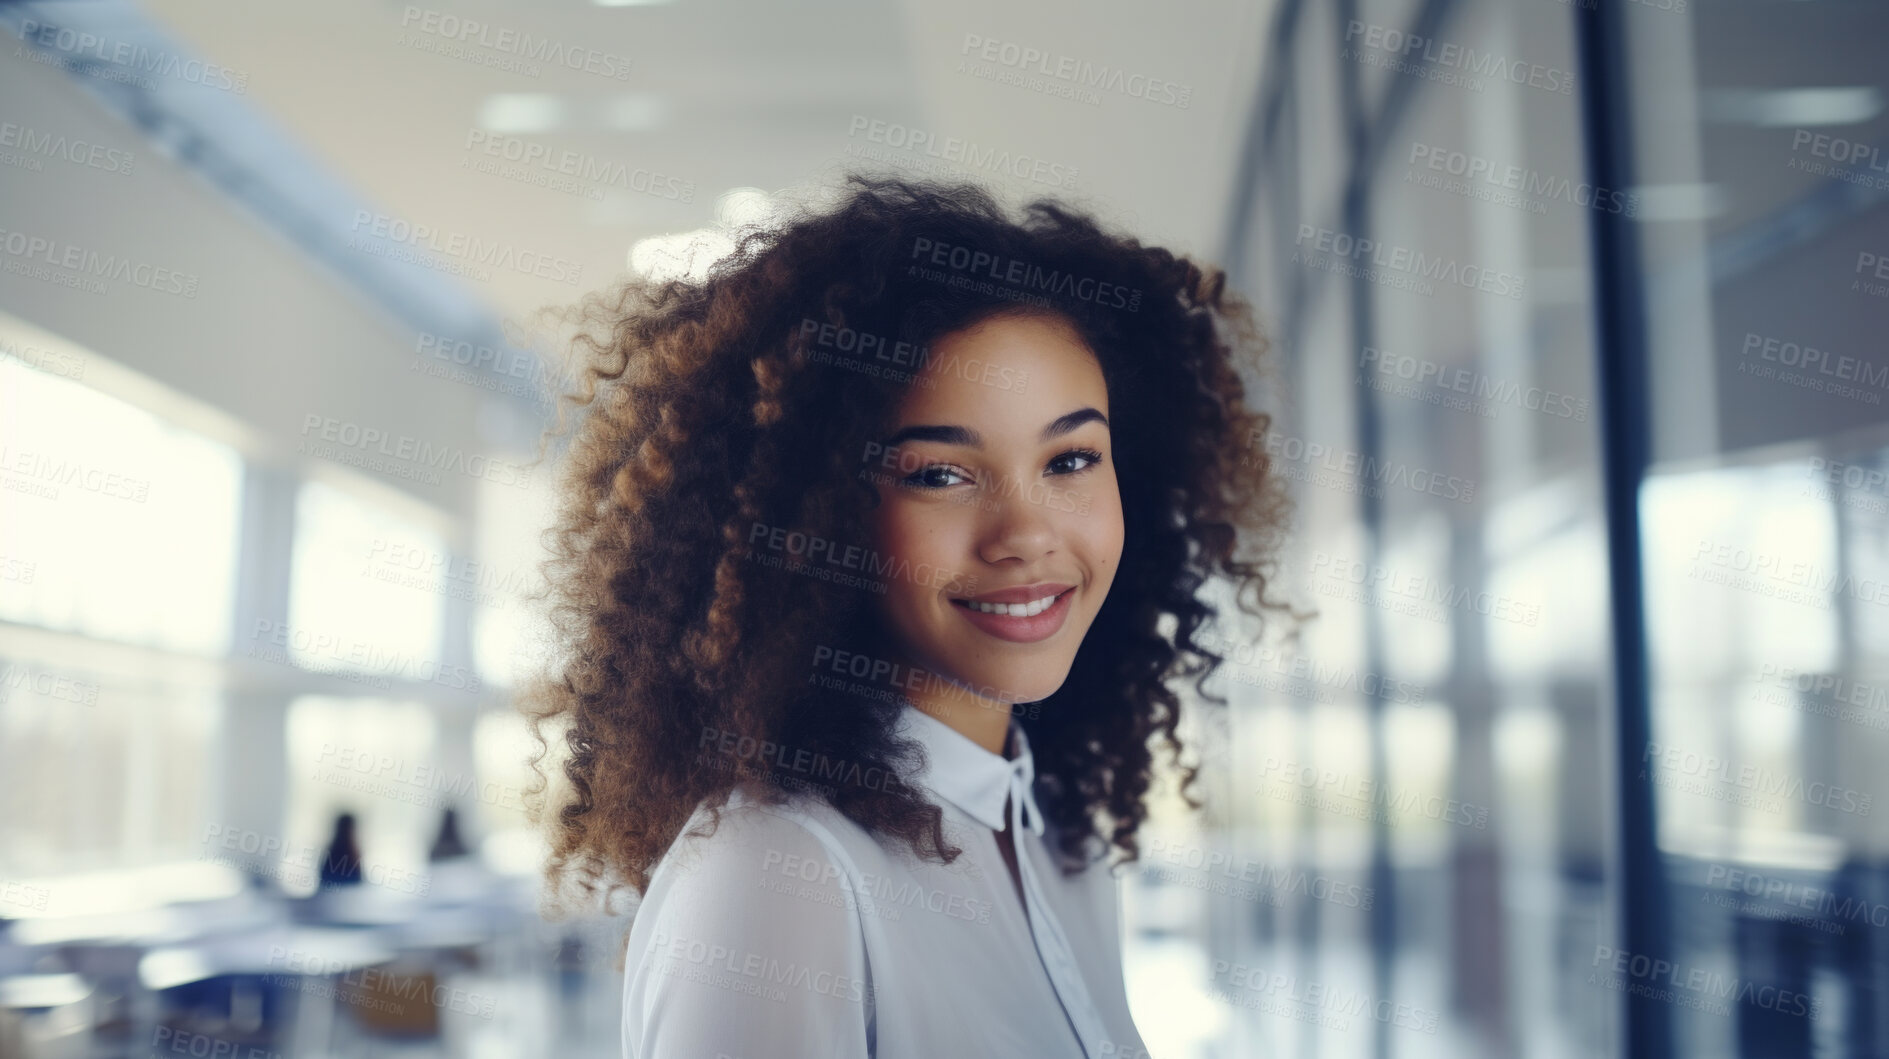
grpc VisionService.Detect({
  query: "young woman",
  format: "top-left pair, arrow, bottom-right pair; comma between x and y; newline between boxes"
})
520,175 -> 1290,1058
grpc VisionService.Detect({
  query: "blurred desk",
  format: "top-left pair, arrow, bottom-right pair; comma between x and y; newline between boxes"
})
0,973 -> 91,1059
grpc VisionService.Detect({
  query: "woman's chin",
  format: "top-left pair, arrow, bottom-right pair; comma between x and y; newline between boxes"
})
948,669 -> 1067,709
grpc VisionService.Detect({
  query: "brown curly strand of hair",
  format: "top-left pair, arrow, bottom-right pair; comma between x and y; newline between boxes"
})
514,173 -> 1294,915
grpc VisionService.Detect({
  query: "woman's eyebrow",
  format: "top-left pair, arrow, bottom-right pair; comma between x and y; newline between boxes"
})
881,407 -> 1108,450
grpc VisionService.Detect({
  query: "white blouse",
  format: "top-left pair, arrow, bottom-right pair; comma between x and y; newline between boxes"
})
620,703 -> 1151,1058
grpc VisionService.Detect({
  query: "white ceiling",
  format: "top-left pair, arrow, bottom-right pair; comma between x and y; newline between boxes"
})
0,0 -> 1270,532
136,0 -> 1275,327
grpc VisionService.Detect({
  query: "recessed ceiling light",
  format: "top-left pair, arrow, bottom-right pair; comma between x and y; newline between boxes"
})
477,94 -> 566,134
606,94 -> 670,132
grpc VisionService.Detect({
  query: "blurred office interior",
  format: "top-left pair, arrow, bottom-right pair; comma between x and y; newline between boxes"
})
2,0 -> 1888,1056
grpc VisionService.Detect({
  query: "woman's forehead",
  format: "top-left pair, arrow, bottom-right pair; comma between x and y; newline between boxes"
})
896,315 -> 1108,419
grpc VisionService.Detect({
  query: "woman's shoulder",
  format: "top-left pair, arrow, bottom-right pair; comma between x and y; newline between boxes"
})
624,790 -> 878,1058
646,784 -> 874,892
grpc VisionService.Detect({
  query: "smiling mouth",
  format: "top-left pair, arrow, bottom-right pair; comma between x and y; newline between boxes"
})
950,587 -> 1074,617
948,586 -> 1077,644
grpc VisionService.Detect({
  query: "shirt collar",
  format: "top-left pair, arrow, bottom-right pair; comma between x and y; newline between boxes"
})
894,703 -> 1044,835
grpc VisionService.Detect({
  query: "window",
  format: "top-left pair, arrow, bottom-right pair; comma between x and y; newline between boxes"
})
0,354 -> 241,655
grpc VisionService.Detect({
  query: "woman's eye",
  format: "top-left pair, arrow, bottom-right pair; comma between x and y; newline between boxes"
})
900,449 -> 1102,490
902,465 -> 969,489
1049,448 -> 1105,475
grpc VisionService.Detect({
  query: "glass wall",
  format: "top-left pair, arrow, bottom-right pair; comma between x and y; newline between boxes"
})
1142,0 -> 1610,1055
1148,1 -> 1889,1056
1612,1 -> 1889,1055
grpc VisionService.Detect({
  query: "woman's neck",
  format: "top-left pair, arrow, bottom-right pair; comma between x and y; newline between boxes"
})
908,693 -> 1014,757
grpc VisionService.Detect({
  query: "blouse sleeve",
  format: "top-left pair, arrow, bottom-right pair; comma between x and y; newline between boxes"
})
621,800 -> 873,1059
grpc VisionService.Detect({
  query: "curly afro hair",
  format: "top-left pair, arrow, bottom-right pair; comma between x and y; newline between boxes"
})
517,173 -> 1292,912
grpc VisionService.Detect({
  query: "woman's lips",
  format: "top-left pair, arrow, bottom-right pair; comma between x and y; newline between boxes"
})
949,587 -> 1075,644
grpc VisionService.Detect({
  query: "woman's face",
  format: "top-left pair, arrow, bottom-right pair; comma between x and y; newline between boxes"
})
863,312 -> 1125,712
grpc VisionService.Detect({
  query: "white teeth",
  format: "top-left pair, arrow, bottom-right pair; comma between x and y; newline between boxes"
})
963,592 -> 1061,617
